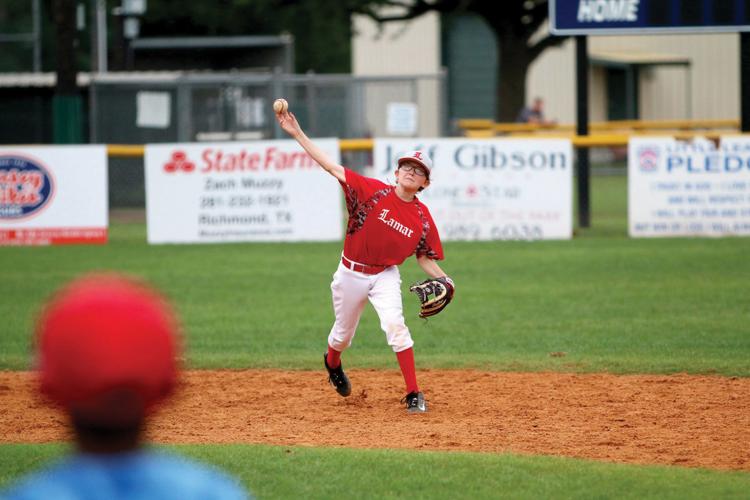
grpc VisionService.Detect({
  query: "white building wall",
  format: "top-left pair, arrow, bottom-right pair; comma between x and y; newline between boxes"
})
352,13 -> 739,128
353,12 -> 441,75
528,33 -> 739,124
352,13 -> 442,136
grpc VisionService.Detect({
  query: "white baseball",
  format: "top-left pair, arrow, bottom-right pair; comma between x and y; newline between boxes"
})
273,98 -> 288,114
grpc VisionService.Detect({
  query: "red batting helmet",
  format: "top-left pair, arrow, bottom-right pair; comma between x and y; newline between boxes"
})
397,150 -> 433,179
36,274 -> 180,420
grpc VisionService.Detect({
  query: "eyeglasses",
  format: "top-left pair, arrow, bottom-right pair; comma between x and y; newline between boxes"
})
399,164 -> 427,177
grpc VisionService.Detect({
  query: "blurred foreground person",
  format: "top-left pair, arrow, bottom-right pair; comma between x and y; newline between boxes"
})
3,274 -> 249,500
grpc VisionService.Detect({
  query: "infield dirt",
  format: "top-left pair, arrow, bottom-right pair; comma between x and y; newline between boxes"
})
1,369 -> 748,471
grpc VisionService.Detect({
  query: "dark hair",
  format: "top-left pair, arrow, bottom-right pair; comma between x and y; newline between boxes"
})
69,387 -> 146,452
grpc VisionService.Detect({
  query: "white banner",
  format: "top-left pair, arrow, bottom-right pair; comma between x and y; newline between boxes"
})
629,137 -> 750,237
372,138 -> 573,240
0,146 -> 108,246
145,140 -> 342,244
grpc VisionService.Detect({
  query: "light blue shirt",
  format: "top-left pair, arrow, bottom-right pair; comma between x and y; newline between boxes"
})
2,450 -> 250,500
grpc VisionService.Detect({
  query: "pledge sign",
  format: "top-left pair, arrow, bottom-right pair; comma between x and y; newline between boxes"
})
145,140 -> 343,244
629,137 -> 750,237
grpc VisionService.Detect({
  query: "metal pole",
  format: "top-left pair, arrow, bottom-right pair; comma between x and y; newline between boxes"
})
32,0 -> 41,71
90,0 -> 97,71
685,64 -> 692,119
89,77 -> 98,142
307,71 -> 318,136
96,0 -> 107,72
741,32 -> 750,132
576,36 -> 591,228
272,67 -> 283,139
177,80 -> 191,142
440,67 -> 449,137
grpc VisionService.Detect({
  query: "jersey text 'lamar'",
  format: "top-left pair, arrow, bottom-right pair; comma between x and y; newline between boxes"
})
377,209 -> 414,238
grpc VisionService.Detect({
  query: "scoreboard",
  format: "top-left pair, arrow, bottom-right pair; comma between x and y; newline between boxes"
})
550,0 -> 750,35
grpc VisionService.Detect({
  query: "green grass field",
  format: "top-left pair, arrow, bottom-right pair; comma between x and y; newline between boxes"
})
2,444 -> 749,499
2,175 -> 749,497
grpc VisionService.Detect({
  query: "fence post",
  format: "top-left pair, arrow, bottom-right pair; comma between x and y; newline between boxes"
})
272,67 -> 283,139
742,32 -> 750,133
306,70 -> 318,136
576,35 -> 591,229
89,78 -> 98,143
177,78 -> 191,142
440,67 -> 449,137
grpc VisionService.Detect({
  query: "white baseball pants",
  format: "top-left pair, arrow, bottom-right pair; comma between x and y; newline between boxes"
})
328,261 -> 414,353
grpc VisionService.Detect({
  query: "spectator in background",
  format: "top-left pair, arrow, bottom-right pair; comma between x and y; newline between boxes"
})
516,97 -> 555,125
2,274 -> 249,500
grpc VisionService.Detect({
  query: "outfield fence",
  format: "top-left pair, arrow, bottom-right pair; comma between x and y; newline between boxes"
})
456,118 -> 740,136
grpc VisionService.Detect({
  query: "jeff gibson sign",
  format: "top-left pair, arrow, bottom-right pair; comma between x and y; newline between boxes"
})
373,138 -> 573,241
550,0 -> 750,35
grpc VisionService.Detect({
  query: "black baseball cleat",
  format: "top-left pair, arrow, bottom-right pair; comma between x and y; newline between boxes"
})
402,391 -> 427,413
324,353 -> 351,397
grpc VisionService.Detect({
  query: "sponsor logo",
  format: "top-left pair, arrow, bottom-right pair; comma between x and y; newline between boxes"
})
163,147 -> 318,174
0,155 -> 55,219
630,140 -> 750,174
666,154 -> 750,173
377,208 -> 414,238
577,0 -> 639,23
637,146 -> 659,172
164,150 -> 196,173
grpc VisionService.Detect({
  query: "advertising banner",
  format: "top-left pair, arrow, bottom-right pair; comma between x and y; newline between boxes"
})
372,138 -> 573,241
0,146 -> 108,246
145,140 -> 342,244
629,137 -> 750,237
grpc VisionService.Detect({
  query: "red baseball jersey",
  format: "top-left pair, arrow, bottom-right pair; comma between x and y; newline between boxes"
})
340,168 -> 443,266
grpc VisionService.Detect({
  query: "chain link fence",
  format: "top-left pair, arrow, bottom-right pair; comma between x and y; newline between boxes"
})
91,71 -> 446,208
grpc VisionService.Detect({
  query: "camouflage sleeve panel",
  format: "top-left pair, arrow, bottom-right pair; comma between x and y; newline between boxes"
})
413,201 -> 443,260
347,186 -> 393,235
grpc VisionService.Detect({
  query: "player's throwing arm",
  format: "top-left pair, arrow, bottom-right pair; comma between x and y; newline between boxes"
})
274,99 -> 345,182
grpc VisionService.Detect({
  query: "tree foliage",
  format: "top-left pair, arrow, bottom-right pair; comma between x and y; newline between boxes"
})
37,0 -> 564,120
20,0 -> 351,73
140,0 -> 352,72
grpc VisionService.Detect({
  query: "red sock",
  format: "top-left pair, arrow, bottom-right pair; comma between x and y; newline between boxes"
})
326,345 -> 341,368
396,348 -> 419,394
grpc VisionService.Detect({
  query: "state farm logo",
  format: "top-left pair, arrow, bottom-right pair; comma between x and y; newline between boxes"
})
163,151 -> 196,173
161,147 -> 317,174
0,155 -> 55,220
637,146 -> 659,172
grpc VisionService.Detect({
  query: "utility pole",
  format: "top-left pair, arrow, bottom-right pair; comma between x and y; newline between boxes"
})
90,0 -> 108,72
52,0 -> 83,143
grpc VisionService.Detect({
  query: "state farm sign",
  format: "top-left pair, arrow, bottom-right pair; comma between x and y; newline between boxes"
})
145,140 -> 342,244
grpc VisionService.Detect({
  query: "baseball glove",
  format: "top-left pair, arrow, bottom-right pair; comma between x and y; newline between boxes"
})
409,276 -> 455,318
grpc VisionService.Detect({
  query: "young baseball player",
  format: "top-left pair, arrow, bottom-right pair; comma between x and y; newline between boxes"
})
276,106 -> 453,413
3,274 -> 249,500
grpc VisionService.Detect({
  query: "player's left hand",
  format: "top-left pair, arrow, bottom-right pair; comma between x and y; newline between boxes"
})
409,276 -> 454,318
